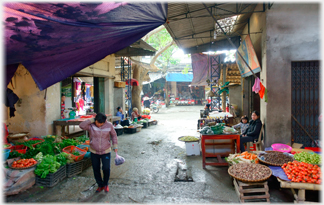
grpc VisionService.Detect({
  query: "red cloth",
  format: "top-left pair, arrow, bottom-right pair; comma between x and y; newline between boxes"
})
79,98 -> 84,110
226,107 -> 229,112
259,82 -> 266,99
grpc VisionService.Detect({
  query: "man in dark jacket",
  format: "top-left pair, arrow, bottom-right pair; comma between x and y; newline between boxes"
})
240,111 -> 262,152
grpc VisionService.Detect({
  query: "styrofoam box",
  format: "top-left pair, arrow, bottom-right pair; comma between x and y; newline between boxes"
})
185,141 -> 200,156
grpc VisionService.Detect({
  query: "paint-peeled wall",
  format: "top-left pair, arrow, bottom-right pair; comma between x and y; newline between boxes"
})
6,65 -> 47,136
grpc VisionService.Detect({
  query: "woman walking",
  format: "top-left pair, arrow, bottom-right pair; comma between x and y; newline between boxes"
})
79,113 -> 118,193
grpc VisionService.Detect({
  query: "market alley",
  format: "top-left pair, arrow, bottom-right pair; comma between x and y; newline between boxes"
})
5,105 -> 318,203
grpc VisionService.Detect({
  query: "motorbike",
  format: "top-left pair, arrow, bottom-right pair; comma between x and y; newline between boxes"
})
149,99 -> 161,113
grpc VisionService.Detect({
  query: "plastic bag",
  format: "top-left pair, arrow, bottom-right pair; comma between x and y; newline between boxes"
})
114,153 -> 125,166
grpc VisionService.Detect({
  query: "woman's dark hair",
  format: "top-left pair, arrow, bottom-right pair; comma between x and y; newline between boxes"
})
117,107 -> 121,111
95,112 -> 107,123
240,115 -> 249,123
206,103 -> 211,108
252,110 -> 260,117
61,93 -> 65,97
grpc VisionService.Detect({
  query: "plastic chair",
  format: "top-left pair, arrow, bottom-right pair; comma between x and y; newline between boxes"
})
246,123 -> 264,151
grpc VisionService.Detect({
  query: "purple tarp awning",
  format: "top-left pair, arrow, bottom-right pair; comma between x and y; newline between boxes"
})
5,2 -> 167,90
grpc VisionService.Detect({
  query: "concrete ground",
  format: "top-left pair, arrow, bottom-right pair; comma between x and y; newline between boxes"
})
5,105 -> 320,203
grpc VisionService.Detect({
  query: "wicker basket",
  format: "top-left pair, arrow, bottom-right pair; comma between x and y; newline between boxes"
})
228,163 -> 272,183
257,151 -> 294,166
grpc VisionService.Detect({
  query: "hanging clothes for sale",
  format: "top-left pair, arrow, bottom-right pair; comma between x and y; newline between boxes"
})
252,77 -> 261,93
81,82 -> 86,100
74,82 -> 78,97
79,98 -> 84,110
86,86 -> 90,101
259,82 -> 266,99
5,88 -> 19,118
90,86 -> 94,97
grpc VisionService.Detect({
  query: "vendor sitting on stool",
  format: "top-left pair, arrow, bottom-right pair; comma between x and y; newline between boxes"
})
131,107 -> 142,121
116,107 -> 129,126
203,103 -> 211,118
240,111 -> 262,152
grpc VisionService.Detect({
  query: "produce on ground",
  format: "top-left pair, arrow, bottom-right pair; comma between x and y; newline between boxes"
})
228,163 -> 272,181
179,136 -> 199,142
259,151 -> 294,165
282,161 -> 321,184
34,155 -> 61,178
56,152 -> 68,166
11,158 -> 37,168
225,151 -> 259,164
294,151 -> 321,165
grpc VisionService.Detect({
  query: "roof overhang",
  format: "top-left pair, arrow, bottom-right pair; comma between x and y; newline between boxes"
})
165,3 -> 264,54
115,39 -> 157,57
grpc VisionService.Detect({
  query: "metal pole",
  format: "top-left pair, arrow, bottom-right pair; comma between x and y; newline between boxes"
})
203,3 -> 257,79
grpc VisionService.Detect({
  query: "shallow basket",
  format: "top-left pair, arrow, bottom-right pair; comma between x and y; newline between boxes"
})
9,159 -> 38,170
271,143 -> 292,153
76,145 -> 90,158
257,151 -> 294,166
228,163 -> 272,183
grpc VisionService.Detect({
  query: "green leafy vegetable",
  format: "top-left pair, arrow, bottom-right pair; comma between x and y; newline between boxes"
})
34,155 -> 61,178
9,150 -> 23,159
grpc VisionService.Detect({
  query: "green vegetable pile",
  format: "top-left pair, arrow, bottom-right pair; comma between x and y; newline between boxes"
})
57,139 -> 80,150
294,151 -> 321,164
34,155 -> 61,178
72,151 -> 80,156
75,135 -> 89,144
179,136 -> 199,142
9,150 -> 23,159
21,148 -> 40,159
16,140 -> 43,149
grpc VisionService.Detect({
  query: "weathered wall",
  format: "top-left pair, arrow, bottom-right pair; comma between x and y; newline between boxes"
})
6,65 -> 47,137
77,54 -> 116,78
264,3 -> 320,146
45,82 -> 61,135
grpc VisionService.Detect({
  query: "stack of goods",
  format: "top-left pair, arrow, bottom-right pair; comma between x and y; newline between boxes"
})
225,152 -> 259,165
258,151 -> 294,166
282,161 -> 321,184
228,163 -> 272,182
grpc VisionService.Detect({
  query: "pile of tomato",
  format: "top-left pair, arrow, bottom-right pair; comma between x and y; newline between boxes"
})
12,158 -> 37,168
282,161 -> 321,184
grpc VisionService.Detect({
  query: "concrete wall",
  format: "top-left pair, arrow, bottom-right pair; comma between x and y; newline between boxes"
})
114,88 -> 125,116
6,65 -> 60,137
263,3 -> 320,146
104,78 -> 115,115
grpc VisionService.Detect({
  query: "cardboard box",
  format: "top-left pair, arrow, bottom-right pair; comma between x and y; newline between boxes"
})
185,142 -> 200,156
114,81 -> 126,88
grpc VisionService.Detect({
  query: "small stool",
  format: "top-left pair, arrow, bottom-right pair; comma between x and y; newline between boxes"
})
233,178 -> 270,203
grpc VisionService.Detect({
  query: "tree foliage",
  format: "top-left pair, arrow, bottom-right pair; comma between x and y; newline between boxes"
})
146,28 -> 180,69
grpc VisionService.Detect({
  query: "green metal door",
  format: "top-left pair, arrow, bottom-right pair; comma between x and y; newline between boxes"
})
94,77 -> 105,113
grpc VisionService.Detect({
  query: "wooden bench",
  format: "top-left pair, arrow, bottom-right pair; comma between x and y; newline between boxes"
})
233,178 -> 270,203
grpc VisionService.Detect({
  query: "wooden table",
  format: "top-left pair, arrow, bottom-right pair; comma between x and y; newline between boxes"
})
201,134 -> 240,168
277,178 -> 321,203
53,116 -> 121,136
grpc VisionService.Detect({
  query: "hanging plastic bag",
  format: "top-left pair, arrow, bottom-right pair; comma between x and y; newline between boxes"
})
114,153 -> 125,166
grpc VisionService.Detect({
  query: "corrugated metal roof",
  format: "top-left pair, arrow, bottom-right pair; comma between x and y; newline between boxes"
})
165,3 -> 261,53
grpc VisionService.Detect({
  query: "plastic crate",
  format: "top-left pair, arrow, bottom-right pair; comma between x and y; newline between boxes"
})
142,122 -> 148,128
62,146 -> 86,162
35,165 -> 66,187
81,157 -> 92,171
148,121 -> 154,126
124,128 -> 137,134
66,160 -> 83,177
304,147 -> 321,152
115,128 -> 123,136
10,145 -> 27,154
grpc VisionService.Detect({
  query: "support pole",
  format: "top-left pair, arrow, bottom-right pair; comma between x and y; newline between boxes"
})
222,64 -> 226,111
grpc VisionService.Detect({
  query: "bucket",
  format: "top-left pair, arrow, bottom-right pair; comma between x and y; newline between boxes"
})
64,110 -> 70,118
